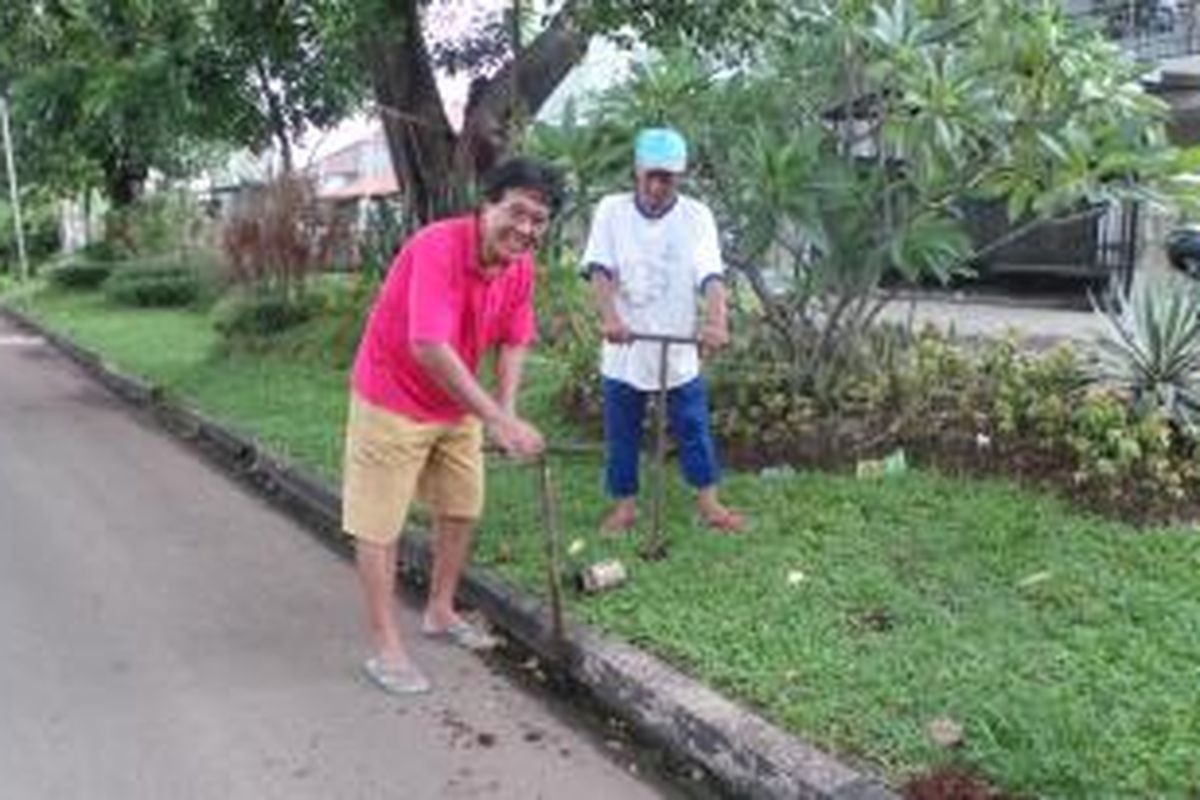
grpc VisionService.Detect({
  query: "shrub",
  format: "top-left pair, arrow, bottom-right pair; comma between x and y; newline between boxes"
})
105,268 -> 199,307
47,260 -> 113,290
103,256 -> 213,308
537,247 -> 602,417
127,191 -> 206,255
978,339 -> 1087,441
0,196 -> 61,265
313,276 -> 377,366
705,324 -> 1091,462
1091,276 -> 1200,432
76,239 -> 132,264
212,290 -> 324,338
219,175 -> 350,299
103,191 -> 209,257
358,197 -> 415,280
1066,390 -> 1197,515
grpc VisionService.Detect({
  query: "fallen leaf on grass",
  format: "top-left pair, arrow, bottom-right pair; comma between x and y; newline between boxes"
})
1017,570 -> 1052,589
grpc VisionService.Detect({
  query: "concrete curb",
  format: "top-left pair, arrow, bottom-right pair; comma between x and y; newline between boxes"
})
879,287 -> 1091,312
1,302 -> 898,800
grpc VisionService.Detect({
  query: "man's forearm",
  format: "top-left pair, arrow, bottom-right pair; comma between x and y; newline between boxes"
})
589,269 -> 621,322
412,342 -> 505,423
495,345 -> 528,414
703,278 -> 729,327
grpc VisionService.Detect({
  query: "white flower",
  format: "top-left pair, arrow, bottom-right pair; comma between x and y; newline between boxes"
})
787,569 -> 807,586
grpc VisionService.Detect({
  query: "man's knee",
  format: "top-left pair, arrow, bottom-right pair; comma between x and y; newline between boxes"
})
435,514 -> 477,529
670,400 -> 712,444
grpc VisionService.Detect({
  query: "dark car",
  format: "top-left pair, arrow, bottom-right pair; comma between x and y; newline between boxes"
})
1167,225 -> 1200,277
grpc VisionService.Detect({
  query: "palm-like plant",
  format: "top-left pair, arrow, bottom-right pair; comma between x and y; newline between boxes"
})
1091,276 -> 1200,430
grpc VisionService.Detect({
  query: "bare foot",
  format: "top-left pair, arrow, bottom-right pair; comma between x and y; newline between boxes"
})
374,646 -> 416,671
599,502 -> 637,535
422,608 -> 464,632
698,504 -> 746,534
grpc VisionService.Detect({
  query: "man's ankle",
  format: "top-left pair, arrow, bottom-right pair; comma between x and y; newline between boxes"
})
375,645 -> 411,667
424,607 -> 459,629
601,501 -> 637,530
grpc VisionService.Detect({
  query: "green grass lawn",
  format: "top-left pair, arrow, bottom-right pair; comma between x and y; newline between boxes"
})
8,284 -> 1200,797
6,288 -> 349,477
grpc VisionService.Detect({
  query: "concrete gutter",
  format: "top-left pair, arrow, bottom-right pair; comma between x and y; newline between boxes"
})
0,302 -> 898,800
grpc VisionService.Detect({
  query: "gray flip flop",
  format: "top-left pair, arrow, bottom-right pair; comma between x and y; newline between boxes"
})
422,619 -> 500,652
362,657 -> 432,695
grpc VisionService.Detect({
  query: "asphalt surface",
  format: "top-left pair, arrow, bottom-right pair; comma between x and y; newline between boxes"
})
877,292 -> 1103,343
0,316 -> 680,800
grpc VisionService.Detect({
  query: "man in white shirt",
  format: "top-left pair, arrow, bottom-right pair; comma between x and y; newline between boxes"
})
582,127 -> 745,533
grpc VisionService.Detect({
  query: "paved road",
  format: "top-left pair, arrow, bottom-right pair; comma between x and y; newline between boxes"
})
877,293 -> 1104,344
0,316 -> 679,800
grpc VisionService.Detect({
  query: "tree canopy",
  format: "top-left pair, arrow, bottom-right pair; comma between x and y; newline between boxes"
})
0,0 -> 795,217
529,0 -> 1200,398
3,1 -> 216,205
0,0 -> 362,206
4,0 -> 1196,237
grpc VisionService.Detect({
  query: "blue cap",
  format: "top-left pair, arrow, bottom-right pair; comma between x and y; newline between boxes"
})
634,127 -> 687,173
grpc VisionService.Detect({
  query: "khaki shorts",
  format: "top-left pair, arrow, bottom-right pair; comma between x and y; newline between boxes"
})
342,393 -> 484,544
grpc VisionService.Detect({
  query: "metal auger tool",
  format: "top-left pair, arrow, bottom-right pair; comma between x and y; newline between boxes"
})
627,332 -> 702,561
536,454 -> 567,645
487,442 -> 603,646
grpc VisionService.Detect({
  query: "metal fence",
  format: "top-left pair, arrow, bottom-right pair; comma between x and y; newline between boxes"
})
1069,0 -> 1200,61
962,199 -> 1140,289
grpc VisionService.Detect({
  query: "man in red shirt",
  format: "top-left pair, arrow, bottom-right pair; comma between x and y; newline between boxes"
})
344,158 -> 563,695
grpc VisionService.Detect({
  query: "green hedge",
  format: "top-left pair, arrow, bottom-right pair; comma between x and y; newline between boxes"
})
76,240 -> 131,263
212,291 -> 323,338
47,260 -> 114,290
104,264 -> 202,308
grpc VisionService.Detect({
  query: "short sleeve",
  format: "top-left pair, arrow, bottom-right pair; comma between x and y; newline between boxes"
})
693,203 -> 724,289
581,196 -> 617,277
406,231 -> 460,343
502,262 -> 537,347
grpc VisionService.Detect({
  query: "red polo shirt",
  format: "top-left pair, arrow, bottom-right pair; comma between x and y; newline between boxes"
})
351,215 -> 536,422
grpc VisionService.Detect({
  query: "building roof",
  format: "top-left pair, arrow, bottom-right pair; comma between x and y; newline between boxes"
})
318,170 -> 400,201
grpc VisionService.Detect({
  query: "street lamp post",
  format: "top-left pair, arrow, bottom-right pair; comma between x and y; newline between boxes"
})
0,92 -> 29,281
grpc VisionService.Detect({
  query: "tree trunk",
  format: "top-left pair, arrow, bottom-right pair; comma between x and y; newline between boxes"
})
366,0 -> 461,223
461,0 -> 586,168
101,154 -> 147,251
104,158 -> 146,208
368,0 -> 586,224
256,57 -> 294,174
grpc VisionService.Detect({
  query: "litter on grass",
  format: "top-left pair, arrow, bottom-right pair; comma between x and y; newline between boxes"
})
577,559 -> 628,594
855,448 -> 908,479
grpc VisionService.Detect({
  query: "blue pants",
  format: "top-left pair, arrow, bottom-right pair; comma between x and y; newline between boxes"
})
603,377 -> 721,498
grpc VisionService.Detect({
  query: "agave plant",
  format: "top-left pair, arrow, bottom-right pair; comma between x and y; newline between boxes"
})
1091,275 -> 1200,430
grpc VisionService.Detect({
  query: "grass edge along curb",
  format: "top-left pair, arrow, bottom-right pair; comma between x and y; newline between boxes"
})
0,301 -> 897,800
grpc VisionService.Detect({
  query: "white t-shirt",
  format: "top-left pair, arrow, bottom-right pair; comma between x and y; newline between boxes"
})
582,192 -> 724,391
